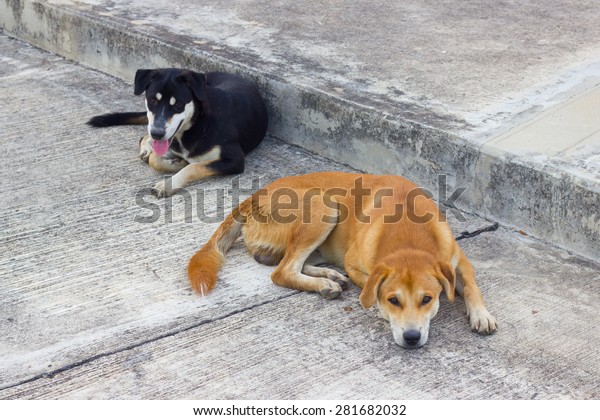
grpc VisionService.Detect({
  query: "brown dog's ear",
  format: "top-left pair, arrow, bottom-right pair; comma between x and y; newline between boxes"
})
180,70 -> 207,102
359,265 -> 390,308
134,69 -> 157,96
436,261 -> 455,302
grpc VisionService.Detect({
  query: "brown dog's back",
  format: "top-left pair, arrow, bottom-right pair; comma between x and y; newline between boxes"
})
188,172 -> 449,294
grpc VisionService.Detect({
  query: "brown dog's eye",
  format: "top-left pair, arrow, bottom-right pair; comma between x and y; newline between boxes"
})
388,296 -> 401,307
422,296 -> 432,305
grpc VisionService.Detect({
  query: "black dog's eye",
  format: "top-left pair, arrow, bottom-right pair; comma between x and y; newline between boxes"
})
422,295 -> 432,305
388,296 -> 401,307
148,97 -> 158,106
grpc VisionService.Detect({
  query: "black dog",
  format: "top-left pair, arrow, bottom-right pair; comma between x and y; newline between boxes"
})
88,68 -> 268,197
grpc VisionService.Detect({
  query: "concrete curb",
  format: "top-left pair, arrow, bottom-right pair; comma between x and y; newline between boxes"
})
1,0 -> 598,260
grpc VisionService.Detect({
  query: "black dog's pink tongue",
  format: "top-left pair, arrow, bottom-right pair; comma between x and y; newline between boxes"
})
152,139 -> 169,156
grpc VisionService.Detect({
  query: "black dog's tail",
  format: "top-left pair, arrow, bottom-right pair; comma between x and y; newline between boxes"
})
87,112 -> 148,127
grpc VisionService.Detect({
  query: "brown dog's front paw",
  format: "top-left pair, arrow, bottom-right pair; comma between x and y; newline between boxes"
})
469,307 -> 497,335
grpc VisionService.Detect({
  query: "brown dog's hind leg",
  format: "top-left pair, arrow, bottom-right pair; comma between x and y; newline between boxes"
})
270,202 -> 343,299
252,247 -> 284,266
272,256 -> 343,299
456,249 -> 497,335
302,265 -> 349,291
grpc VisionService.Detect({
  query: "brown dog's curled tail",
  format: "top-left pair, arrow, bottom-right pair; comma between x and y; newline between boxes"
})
188,210 -> 243,295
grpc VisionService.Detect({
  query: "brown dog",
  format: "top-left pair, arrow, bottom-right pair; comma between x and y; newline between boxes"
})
188,172 -> 497,347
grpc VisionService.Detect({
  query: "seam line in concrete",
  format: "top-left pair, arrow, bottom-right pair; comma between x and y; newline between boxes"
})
0,291 -> 300,392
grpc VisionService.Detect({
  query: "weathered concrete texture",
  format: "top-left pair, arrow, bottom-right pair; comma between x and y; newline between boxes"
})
0,35 -> 352,388
0,35 -> 599,399
1,0 -> 599,261
2,231 -> 600,399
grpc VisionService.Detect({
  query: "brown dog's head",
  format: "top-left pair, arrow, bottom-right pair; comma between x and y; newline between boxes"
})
359,251 -> 455,348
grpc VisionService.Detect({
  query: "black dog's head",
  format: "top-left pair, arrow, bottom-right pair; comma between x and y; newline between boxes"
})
134,68 -> 206,156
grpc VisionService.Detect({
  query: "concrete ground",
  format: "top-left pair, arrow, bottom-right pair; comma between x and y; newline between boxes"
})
1,35 -> 599,399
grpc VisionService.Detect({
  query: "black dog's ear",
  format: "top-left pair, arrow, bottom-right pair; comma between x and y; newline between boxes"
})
134,69 -> 156,95
180,70 -> 207,101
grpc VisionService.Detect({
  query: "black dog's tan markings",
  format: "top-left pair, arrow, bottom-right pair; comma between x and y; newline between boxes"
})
88,69 -> 268,197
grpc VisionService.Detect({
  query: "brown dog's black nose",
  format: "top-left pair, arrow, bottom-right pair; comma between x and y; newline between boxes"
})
403,330 -> 421,346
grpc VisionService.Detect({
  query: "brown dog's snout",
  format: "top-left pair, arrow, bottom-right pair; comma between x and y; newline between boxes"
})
403,329 -> 421,346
